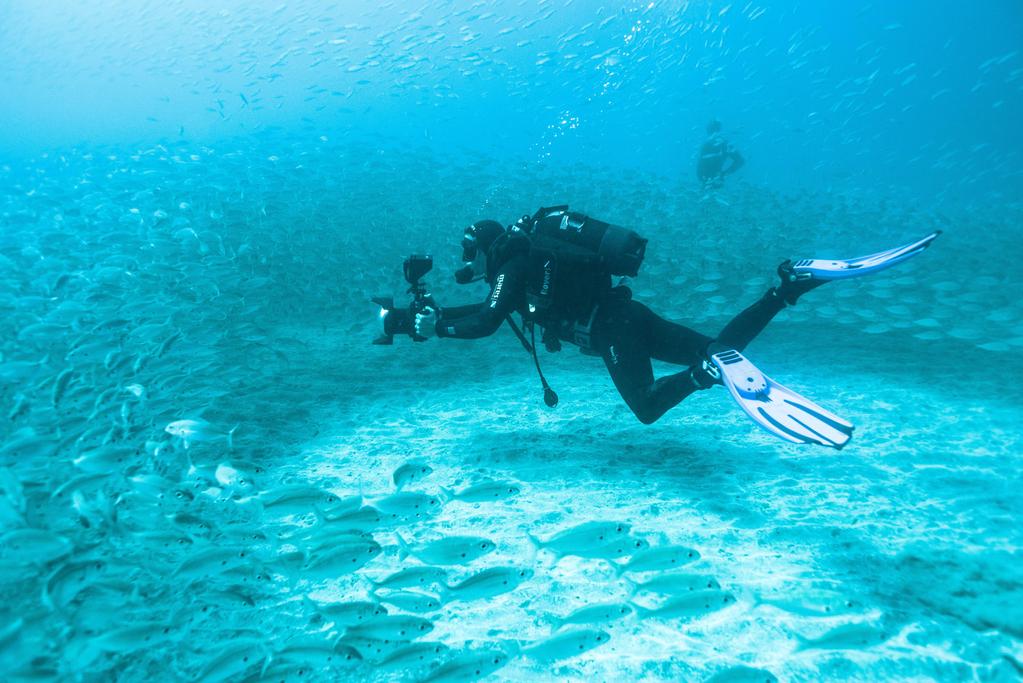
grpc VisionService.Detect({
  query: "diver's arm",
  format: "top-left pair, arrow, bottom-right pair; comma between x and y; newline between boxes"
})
434,303 -> 486,320
435,257 -> 525,339
723,147 -> 745,175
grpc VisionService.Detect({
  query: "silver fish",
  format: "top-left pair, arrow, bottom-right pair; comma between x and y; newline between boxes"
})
420,649 -> 509,682
375,590 -> 443,614
615,544 -> 701,574
627,571 -> 721,596
520,628 -> 611,663
304,598 -> 387,627
551,602 -> 634,631
440,479 -> 521,503
442,566 -> 534,602
526,521 -> 631,557
756,587 -> 865,617
634,589 -> 736,620
372,492 -> 442,522
370,566 -> 449,592
392,460 -> 433,489
345,614 -> 434,640
796,621 -> 891,651
257,484 -> 343,516
375,641 -> 450,672
396,533 -> 495,565
164,419 -> 236,449
0,529 -> 73,567
194,638 -> 270,683
273,635 -> 363,669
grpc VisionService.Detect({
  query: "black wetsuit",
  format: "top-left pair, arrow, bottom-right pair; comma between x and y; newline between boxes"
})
697,134 -> 745,187
435,245 -> 787,425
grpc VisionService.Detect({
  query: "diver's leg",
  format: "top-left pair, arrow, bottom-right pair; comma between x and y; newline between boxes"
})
599,300 -> 705,425
714,288 -> 787,352
641,305 -> 713,366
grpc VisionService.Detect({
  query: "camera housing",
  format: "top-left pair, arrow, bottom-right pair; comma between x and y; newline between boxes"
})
372,254 -> 434,345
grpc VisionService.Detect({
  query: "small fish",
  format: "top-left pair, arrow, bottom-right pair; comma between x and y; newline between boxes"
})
442,566 -> 534,602
52,472 -> 110,502
796,621 -> 890,651
173,546 -> 253,579
756,587 -> 864,617
0,617 -> 24,659
279,538 -> 382,580
440,479 -> 521,503
633,589 -> 736,620
132,530 -> 194,551
201,585 -> 260,610
420,649 -> 509,682
0,528 -> 73,567
42,559 -> 113,610
626,571 -> 721,596
338,635 -> 412,661
519,628 -> 611,663
273,636 -> 363,669
6,393 -> 30,421
257,484 -> 342,516
396,533 -> 495,565
375,590 -> 443,614
345,615 -> 434,640
321,505 -> 385,531
0,469 -> 25,520
51,368 -> 75,406
551,602 -> 633,631
156,331 -> 182,358
304,598 -> 387,626
526,521 -> 631,558
170,511 -> 217,537
615,544 -> 701,574
65,339 -> 119,365
288,527 -> 373,553
88,621 -> 181,654
567,534 -> 649,561
72,445 -> 136,473
372,492 -> 442,521
241,660 -> 333,682
195,638 -> 270,683
164,419 -> 237,449
2,429 -> 58,461
376,641 -> 450,672
392,459 -> 433,489
370,566 -> 449,591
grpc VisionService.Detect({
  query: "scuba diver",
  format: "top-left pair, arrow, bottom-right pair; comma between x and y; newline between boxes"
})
375,206 -> 939,449
697,120 -> 744,188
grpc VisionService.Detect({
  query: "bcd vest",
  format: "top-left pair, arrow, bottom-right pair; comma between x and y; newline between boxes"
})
512,206 -> 647,349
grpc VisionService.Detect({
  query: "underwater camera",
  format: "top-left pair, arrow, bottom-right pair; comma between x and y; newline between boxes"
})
372,254 -> 436,345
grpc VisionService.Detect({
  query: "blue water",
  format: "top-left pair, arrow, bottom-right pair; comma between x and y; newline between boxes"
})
1,2 -> 1021,681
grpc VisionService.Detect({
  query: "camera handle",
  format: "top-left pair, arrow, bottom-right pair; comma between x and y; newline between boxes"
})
409,282 -> 436,343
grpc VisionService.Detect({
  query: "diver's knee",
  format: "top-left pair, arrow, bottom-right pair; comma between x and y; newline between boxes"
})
627,401 -> 662,425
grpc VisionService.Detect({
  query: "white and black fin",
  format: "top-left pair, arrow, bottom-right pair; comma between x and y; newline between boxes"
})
711,349 -> 854,450
789,231 -> 941,282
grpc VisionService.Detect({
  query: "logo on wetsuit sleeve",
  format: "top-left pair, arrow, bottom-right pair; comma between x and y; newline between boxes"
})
489,273 -> 505,308
540,260 -> 552,296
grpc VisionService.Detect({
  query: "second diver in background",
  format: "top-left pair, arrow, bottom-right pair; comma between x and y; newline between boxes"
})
697,119 -> 745,189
